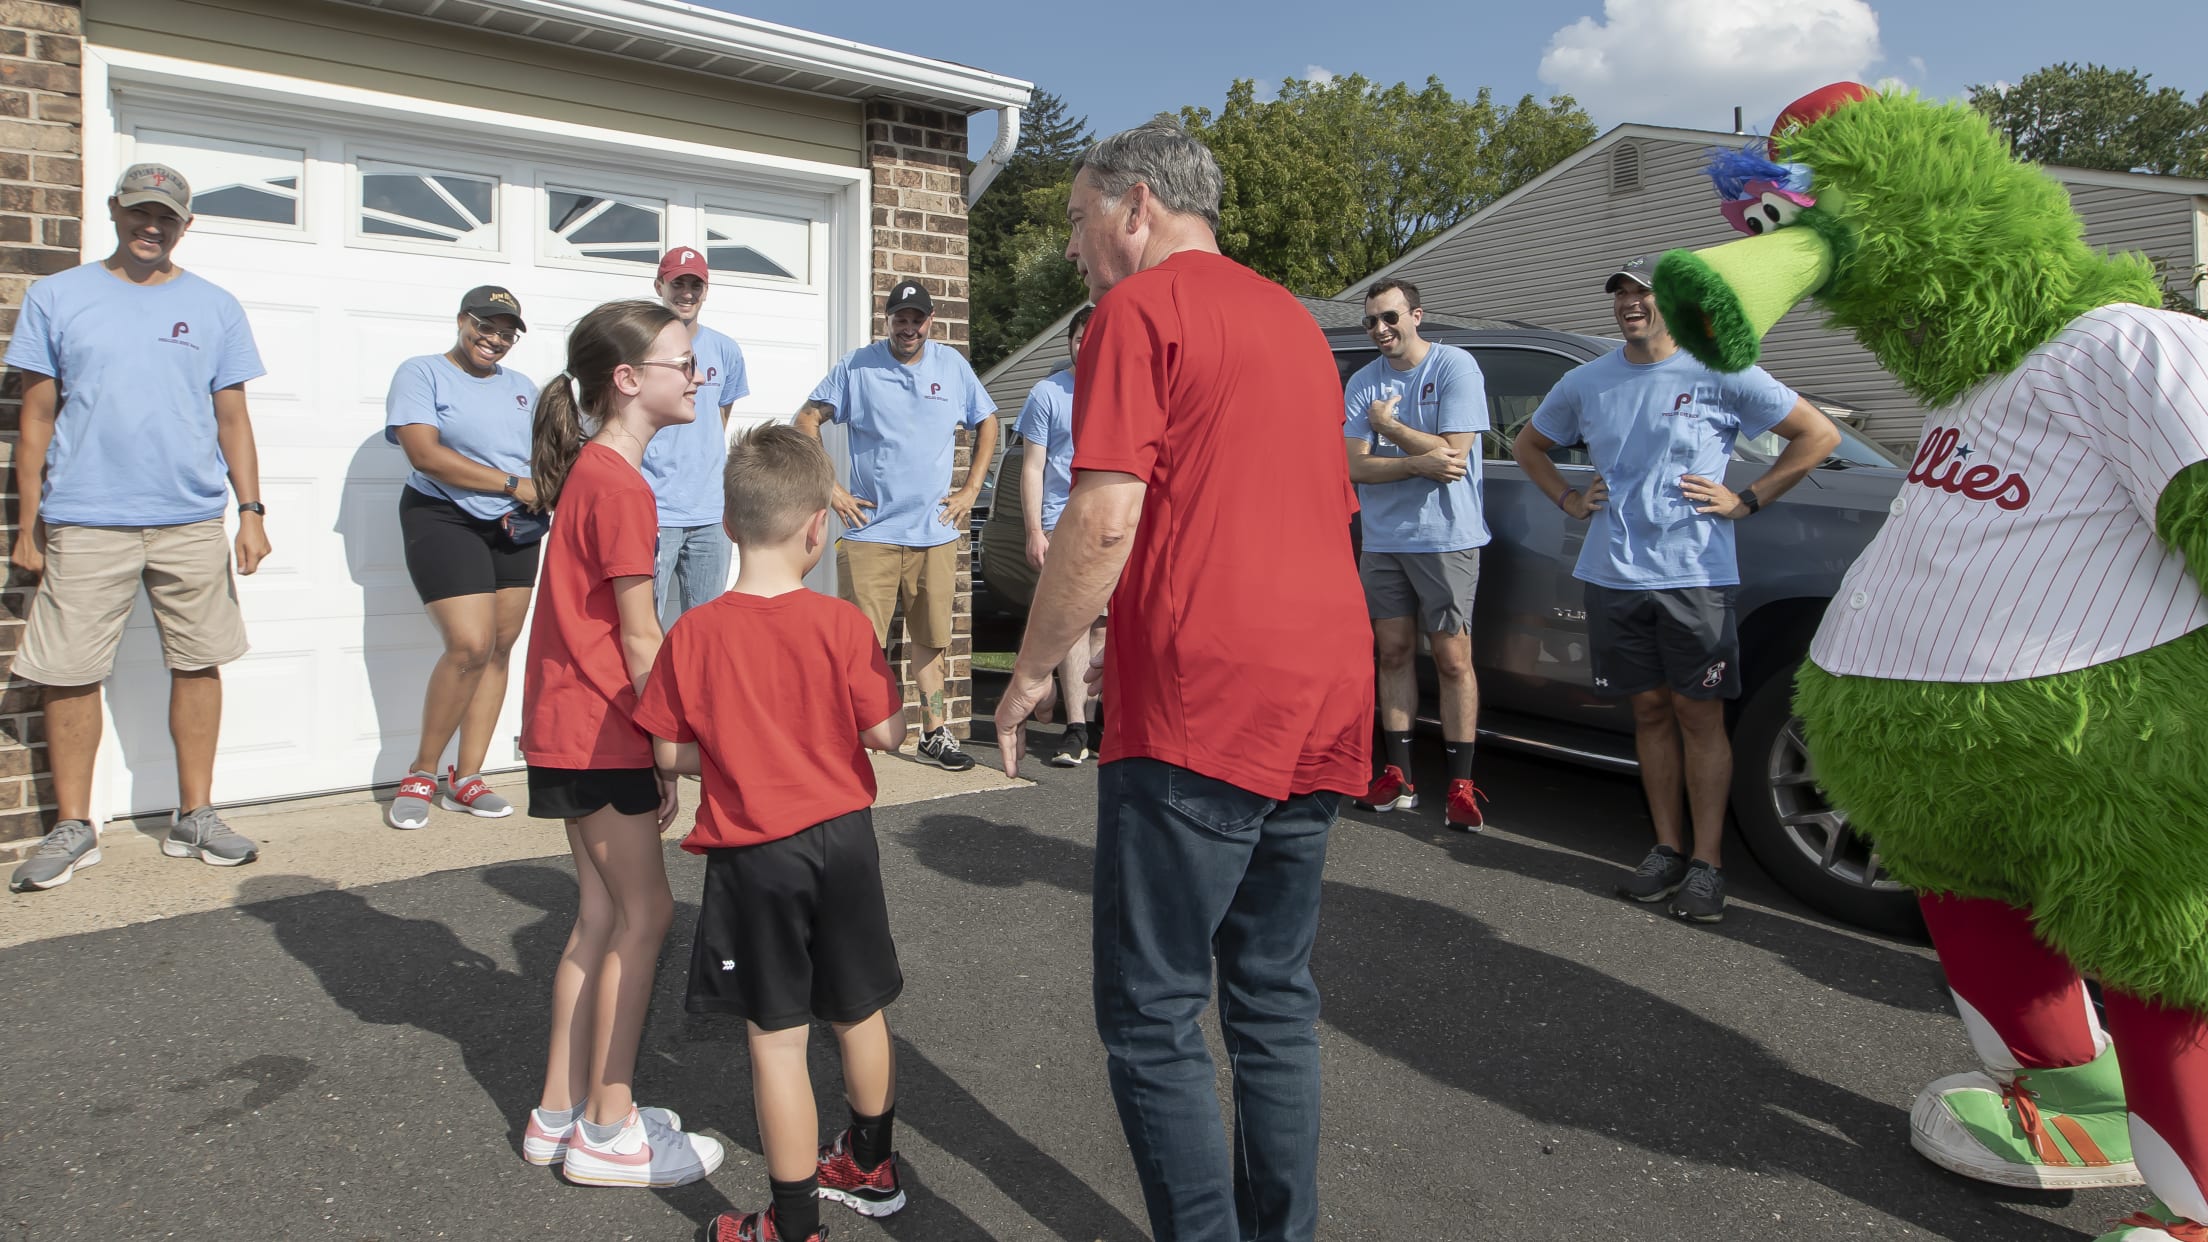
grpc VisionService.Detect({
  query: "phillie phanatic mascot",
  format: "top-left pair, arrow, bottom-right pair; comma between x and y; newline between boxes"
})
1654,83 -> 2208,1240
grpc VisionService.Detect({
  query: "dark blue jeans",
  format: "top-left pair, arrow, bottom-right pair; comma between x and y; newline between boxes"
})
1092,756 -> 1338,1242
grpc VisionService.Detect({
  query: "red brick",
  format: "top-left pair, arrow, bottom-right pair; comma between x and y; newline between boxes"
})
870,184 -> 896,206
0,246 -> 71,275
0,150 -> 24,180
924,213 -> 969,237
0,60 -> 76,94
888,251 -> 920,274
29,185 -> 74,214
0,214 -> 28,243
40,215 -> 73,248
0,29 -> 25,56
30,31 -> 77,65
0,89 -> 28,118
893,209 -> 921,230
0,3 -> 83,35
32,92 -> 76,124
30,154 -> 75,185
0,808 -> 44,840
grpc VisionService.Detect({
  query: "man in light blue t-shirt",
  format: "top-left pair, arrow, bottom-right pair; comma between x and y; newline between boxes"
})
641,245 -> 751,626
1014,306 -> 1101,769
1513,256 -> 1838,924
797,281 -> 997,771
1342,278 -> 1493,832
6,163 -> 271,892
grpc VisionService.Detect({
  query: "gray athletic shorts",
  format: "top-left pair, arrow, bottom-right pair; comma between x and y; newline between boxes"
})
1583,582 -> 1741,701
1359,548 -> 1481,635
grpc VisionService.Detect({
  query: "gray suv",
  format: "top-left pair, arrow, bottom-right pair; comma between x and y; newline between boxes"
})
979,323 -> 1918,935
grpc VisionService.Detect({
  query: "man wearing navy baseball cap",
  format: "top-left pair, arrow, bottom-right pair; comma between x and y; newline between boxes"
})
639,245 -> 751,625
796,281 -> 997,771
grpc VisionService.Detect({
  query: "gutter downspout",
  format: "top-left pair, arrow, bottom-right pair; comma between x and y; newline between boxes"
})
966,105 -> 1021,207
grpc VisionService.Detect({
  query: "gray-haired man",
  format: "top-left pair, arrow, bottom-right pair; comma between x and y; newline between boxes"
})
995,118 -> 1372,1241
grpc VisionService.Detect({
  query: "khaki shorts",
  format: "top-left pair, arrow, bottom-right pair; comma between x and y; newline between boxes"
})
15,519 -> 249,686
838,538 -> 959,651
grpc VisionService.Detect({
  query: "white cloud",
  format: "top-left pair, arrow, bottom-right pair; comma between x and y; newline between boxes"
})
1907,55 -> 1926,77
1303,65 -> 1337,85
1538,0 -> 1883,131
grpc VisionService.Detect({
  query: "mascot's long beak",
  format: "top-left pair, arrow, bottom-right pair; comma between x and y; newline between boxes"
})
1654,227 -> 1833,373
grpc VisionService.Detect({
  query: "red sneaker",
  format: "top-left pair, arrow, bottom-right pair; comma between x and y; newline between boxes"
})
817,1127 -> 906,1217
1354,765 -> 1418,812
706,1208 -> 824,1242
1445,778 -> 1487,832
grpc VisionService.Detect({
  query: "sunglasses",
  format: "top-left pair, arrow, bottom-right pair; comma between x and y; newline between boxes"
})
630,353 -> 698,377
1361,309 -> 1410,331
465,312 -> 523,343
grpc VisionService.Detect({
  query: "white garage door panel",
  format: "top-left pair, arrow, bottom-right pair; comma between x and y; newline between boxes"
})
93,93 -> 843,818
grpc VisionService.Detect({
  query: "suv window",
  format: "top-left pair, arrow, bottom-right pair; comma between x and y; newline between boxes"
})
1471,347 -> 1582,464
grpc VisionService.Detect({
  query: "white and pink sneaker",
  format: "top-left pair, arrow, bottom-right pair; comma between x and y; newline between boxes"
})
559,1107 -> 723,1187
521,1103 -> 683,1166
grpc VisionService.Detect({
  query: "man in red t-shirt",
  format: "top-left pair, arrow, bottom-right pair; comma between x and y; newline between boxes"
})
994,116 -> 1371,1242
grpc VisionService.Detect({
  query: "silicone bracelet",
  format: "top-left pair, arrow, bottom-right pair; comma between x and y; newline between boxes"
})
1556,488 -> 1579,512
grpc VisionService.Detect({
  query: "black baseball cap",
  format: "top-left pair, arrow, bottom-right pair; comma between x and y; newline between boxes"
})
884,280 -> 934,316
1604,256 -> 1655,293
459,285 -> 526,331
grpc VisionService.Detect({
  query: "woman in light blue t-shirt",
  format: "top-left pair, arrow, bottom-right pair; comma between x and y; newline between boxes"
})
382,285 -> 542,830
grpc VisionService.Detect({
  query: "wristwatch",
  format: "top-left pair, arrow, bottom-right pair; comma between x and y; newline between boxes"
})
1737,487 -> 1762,516
238,501 -> 267,516
502,474 -> 520,496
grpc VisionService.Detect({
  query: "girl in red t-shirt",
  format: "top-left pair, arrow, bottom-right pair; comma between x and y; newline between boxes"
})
512,299 -> 723,1188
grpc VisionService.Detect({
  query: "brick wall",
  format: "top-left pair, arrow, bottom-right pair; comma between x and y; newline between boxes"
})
865,100 -> 979,739
0,0 -> 79,843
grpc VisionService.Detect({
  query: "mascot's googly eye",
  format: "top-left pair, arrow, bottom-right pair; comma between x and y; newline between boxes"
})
1719,180 -> 1817,237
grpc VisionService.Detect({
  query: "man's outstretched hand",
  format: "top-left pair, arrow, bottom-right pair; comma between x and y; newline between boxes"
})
993,663 -> 1058,777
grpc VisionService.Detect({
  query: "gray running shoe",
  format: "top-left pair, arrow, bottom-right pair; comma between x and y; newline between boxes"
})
386,770 -> 436,829
9,819 -> 101,892
1669,860 -> 1727,923
438,768 -> 514,819
165,806 -> 259,867
1617,844 -> 1689,903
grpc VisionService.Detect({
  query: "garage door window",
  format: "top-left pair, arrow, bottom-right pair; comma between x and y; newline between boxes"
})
133,129 -> 304,230
702,204 -> 810,283
357,161 -> 498,251
546,187 -> 665,268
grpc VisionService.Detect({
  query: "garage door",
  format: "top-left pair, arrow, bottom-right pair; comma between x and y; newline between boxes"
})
93,95 -> 841,817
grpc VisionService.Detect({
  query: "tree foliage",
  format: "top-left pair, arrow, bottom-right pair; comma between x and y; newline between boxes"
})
1967,63 -> 2207,177
968,90 -> 1093,370
1181,75 -> 1596,296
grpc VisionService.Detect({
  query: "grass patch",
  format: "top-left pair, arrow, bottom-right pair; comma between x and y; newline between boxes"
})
971,651 -> 1016,672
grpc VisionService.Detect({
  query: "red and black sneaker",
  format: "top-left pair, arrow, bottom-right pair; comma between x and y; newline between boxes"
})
704,1208 -> 825,1242
1354,765 -> 1417,813
1445,778 -> 1488,833
816,1127 -> 906,1217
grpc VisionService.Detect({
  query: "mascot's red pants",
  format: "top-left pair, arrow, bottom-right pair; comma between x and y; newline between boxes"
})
1927,894 -> 2208,1220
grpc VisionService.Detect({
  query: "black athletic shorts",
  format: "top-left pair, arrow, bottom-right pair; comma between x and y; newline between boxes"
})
399,486 -> 542,604
1583,582 -> 1741,701
526,765 -> 661,820
686,808 -> 904,1031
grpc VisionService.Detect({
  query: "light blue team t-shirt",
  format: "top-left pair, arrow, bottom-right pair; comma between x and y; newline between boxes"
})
1342,343 -> 1491,554
640,323 -> 750,528
1529,348 -> 1797,590
1013,367 -> 1076,531
383,354 -> 538,521
5,263 -> 265,526
809,340 -> 996,548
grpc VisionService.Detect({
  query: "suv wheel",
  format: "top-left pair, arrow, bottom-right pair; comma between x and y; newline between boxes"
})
1729,661 -> 1925,937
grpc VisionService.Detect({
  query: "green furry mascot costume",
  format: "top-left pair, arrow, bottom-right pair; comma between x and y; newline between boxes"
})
1655,82 -> 2208,1240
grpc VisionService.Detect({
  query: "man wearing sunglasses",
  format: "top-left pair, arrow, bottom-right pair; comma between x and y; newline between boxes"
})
796,281 -> 997,771
640,246 -> 750,626
1342,278 -> 1492,831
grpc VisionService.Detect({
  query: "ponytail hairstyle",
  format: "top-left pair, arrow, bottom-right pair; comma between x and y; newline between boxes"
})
528,299 -> 679,509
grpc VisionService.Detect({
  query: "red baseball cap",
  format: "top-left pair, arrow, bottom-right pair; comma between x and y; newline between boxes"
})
657,246 -> 709,283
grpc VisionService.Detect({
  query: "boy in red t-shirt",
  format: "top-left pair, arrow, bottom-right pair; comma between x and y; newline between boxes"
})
634,424 -> 908,1242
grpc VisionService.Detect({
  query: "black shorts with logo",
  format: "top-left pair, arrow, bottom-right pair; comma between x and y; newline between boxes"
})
686,808 -> 903,1032
1583,582 -> 1741,701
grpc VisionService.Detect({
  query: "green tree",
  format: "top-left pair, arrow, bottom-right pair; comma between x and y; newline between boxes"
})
1967,63 -> 2207,176
968,90 -> 1093,370
1182,75 -> 1595,296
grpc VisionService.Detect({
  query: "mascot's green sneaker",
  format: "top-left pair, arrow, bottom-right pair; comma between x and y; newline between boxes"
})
1911,1045 -> 2142,1188
2094,1202 -> 2207,1240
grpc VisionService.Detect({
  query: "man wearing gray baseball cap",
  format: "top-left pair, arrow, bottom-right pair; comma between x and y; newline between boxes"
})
6,160 -> 272,892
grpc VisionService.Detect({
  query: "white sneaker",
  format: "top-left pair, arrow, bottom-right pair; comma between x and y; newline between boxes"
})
559,1107 -> 723,1187
521,1104 -> 682,1166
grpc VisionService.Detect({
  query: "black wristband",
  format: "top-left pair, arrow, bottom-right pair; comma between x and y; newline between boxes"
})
237,501 -> 266,516
1738,486 -> 1761,516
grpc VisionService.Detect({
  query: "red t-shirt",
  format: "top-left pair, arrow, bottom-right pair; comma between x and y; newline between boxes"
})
632,588 -> 904,852
1070,250 -> 1372,799
520,443 -> 661,769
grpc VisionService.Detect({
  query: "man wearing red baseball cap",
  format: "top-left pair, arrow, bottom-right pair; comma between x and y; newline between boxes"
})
640,246 -> 750,625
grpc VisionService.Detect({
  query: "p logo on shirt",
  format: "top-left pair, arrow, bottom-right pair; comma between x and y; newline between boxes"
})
926,382 -> 944,400
705,366 -> 719,383
160,320 -> 200,351
170,321 -> 189,338
516,394 -> 529,409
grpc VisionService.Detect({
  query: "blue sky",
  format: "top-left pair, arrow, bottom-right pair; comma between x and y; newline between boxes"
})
699,0 -> 2205,154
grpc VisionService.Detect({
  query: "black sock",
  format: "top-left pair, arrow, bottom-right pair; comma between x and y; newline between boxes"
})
851,1104 -> 896,1171
1443,738 -> 1474,783
1382,731 -> 1415,778
770,1177 -> 820,1240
